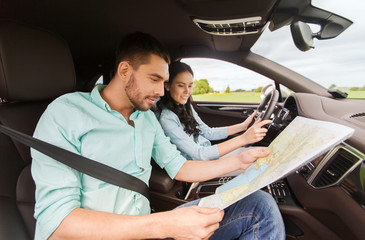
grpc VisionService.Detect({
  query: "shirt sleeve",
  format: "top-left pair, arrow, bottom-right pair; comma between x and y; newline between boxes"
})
31,99 -> 83,240
159,109 -> 221,161
191,107 -> 228,141
149,112 -> 186,179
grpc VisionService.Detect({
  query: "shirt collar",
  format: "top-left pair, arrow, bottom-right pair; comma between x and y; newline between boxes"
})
130,110 -> 142,120
90,85 -> 110,111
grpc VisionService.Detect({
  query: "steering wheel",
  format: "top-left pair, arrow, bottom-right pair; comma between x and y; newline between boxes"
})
248,88 -> 279,128
256,89 -> 279,120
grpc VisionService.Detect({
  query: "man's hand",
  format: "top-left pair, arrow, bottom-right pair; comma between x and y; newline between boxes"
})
49,205 -> 223,240
238,148 -> 270,170
241,118 -> 272,144
162,206 -> 224,240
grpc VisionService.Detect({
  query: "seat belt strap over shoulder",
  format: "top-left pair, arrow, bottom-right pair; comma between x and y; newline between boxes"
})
0,124 -> 150,200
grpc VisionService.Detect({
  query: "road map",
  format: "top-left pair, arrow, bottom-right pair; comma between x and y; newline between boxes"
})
198,116 -> 354,209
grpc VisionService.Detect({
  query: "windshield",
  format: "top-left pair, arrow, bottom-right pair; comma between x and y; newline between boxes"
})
252,0 -> 365,99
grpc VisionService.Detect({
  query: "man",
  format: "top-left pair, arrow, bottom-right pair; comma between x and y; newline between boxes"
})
31,32 -> 285,239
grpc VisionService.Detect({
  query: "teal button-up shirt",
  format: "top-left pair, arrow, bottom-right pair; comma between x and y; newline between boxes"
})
31,85 -> 186,239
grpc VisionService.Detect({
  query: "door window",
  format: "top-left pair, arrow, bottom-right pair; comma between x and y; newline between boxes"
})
181,58 -> 276,103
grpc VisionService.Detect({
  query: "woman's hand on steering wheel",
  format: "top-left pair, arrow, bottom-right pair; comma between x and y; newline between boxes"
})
241,111 -> 257,131
241,118 -> 272,145
246,89 -> 279,129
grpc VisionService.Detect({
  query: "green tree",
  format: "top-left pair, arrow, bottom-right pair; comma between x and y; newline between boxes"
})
254,86 -> 263,93
233,88 -> 246,92
225,85 -> 230,93
192,79 -> 213,95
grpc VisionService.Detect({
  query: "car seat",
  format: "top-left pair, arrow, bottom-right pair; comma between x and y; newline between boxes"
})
0,21 -> 76,239
0,21 -> 177,239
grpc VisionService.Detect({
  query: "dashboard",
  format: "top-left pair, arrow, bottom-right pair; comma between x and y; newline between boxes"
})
258,93 -> 365,239
270,93 -> 365,217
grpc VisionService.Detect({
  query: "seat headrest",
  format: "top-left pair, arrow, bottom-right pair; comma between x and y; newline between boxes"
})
0,22 -> 76,101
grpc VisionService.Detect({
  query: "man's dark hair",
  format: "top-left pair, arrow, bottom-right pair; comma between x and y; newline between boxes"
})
115,32 -> 170,71
157,61 -> 200,138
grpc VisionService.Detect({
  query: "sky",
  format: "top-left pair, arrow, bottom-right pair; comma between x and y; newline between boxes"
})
182,0 -> 365,92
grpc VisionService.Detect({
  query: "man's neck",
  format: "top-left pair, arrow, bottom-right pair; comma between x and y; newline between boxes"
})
100,81 -> 134,123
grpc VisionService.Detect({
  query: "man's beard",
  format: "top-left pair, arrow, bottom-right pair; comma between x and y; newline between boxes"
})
125,73 -> 156,111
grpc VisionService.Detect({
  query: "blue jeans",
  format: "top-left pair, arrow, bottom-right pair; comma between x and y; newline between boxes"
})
173,190 -> 285,240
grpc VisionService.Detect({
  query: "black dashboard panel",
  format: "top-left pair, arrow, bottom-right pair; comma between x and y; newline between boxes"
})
341,161 -> 365,209
300,144 -> 365,206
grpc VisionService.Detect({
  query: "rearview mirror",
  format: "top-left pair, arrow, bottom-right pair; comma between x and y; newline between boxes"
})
290,21 -> 314,52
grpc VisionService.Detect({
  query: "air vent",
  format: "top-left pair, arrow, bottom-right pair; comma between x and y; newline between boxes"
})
350,112 -> 365,118
311,148 -> 360,188
193,17 -> 262,36
349,112 -> 365,123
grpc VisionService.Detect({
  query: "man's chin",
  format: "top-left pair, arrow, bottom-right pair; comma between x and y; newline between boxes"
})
133,97 -> 158,111
135,103 -> 152,112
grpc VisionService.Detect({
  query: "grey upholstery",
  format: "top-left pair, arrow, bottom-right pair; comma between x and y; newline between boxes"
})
0,21 -> 175,240
0,22 -> 76,101
0,21 -> 76,239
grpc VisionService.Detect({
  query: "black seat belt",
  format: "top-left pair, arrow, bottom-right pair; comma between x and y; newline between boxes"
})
0,124 -> 150,200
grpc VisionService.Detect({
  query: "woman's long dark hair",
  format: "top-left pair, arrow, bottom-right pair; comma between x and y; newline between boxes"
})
157,61 -> 200,138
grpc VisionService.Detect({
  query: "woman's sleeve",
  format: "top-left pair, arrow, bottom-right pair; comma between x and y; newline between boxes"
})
159,110 -> 220,160
191,106 -> 228,141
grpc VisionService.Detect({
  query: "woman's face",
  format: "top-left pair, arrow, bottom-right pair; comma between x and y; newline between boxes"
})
166,71 -> 193,105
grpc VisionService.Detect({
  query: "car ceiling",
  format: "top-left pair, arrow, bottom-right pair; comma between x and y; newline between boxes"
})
1,0 -> 352,90
0,0 -> 278,72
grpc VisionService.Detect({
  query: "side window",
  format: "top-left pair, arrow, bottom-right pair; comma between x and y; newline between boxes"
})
95,75 -> 104,85
279,84 -> 293,100
181,58 -> 276,103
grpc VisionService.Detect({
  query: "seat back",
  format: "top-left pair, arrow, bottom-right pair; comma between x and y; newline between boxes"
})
0,21 -> 76,239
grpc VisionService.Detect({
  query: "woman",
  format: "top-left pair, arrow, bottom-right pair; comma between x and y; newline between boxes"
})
157,61 -> 271,161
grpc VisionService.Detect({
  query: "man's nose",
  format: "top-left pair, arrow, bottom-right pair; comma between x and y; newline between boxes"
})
155,82 -> 165,96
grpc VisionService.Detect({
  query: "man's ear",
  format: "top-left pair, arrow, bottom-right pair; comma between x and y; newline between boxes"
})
117,61 -> 131,80
164,82 -> 170,91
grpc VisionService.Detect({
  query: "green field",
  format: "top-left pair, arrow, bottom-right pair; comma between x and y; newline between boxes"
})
192,92 -> 261,102
346,90 -> 365,99
192,91 -> 365,102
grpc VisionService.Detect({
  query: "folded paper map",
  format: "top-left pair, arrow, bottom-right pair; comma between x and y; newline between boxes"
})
198,116 -> 355,209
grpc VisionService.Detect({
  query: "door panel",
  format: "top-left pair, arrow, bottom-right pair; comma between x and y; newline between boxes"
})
193,101 -> 259,128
